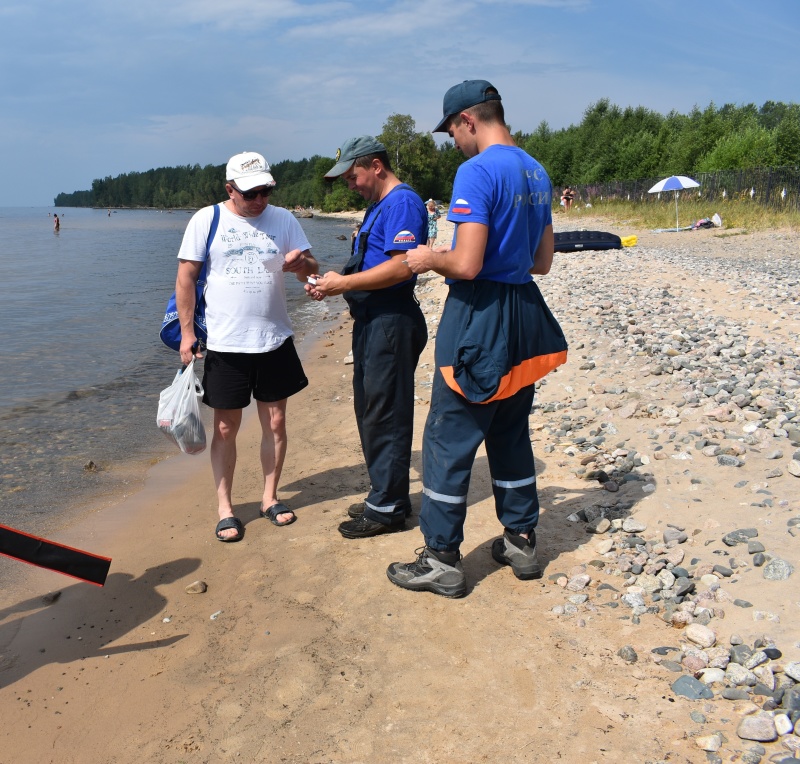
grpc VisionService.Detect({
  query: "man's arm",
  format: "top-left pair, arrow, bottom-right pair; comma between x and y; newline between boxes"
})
306,252 -> 411,297
176,259 -> 203,364
530,224 -> 554,275
404,222 -> 488,280
283,248 -> 319,280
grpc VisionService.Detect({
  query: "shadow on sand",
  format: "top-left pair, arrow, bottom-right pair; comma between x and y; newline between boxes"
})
0,557 -> 201,687
278,449 -> 655,595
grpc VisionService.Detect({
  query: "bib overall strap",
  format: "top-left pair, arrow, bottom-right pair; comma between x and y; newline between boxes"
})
343,204 -> 382,276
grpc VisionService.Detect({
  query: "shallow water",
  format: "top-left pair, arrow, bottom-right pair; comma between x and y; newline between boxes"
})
0,207 -> 354,533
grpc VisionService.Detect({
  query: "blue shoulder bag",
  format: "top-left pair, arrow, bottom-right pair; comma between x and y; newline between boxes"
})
159,204 -> 220,351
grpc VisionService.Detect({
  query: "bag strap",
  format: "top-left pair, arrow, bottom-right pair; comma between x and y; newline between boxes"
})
198,204 -> 220,283
207,203 -> 220,254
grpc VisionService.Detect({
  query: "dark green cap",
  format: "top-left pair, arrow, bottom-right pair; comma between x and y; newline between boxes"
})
324,135 -> 387,179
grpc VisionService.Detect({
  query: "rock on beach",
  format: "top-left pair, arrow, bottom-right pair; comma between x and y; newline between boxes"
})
536,220 -> 800,761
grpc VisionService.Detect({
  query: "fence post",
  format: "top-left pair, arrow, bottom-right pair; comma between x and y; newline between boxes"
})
765,169 -> 772,208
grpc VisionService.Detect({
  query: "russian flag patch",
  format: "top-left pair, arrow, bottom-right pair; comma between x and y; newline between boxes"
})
393,230 -> 416,244
452,198 -> 471,215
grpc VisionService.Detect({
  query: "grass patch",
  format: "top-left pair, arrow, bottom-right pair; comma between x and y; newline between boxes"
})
560,197 -> 800,232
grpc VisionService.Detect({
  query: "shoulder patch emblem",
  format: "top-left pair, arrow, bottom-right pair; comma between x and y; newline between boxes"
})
393,230 -> 416,244
452,198 -> 471,214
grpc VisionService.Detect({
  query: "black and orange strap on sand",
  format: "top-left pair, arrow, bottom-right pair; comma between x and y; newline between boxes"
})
0,524 -> 111,586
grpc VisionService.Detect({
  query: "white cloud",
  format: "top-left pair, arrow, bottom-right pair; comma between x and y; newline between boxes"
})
2,0 -> 798,205
135,0 -> 352,30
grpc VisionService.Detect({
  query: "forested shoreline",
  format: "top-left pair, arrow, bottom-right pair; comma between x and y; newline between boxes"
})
54,99 -> 800,211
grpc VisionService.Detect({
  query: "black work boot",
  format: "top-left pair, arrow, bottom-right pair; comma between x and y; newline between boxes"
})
348,502 -> 412,519
338,515 -> 405,539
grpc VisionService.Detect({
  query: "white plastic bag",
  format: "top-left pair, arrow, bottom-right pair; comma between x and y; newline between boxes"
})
156,359 -> 206,454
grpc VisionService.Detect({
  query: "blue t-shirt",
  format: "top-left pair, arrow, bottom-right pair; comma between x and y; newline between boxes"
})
359,184 -> 427,288
447,145 -> 553,284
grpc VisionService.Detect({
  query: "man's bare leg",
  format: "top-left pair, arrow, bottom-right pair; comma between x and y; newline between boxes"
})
211,407 -> 242,540
257,399 -> 293,523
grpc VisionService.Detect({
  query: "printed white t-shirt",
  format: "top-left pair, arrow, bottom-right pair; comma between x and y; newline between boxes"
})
177,203 -> 312,353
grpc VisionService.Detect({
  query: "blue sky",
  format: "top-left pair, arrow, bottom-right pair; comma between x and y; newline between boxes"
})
1,0 -> 798,207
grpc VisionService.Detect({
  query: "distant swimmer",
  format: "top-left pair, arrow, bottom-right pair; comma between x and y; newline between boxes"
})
53,214 -> 60,232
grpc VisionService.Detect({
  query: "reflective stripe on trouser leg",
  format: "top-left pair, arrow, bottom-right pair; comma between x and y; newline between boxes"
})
365,498 -> 407,515
485,384 -> 540,534
352,307 -> 427,525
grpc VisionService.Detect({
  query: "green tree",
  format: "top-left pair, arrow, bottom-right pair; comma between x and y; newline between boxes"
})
774,111 -> 800,165
432,142 -> 466,200
321,183 -> 363,213
379,114 -> 417,176
617,130 -> 660,180
53,98 -> 800,209
696,124 -> 778,171
377,113 -> 439,197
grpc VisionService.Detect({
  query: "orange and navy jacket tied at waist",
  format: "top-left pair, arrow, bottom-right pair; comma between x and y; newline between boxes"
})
436,279 -> 568,404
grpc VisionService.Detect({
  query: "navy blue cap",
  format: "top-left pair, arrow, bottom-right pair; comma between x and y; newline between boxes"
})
432,80 -> 502,133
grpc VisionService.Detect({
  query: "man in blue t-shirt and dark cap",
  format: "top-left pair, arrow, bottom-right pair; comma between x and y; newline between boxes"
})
386,81 -> 568,598
306,136 -> 428,539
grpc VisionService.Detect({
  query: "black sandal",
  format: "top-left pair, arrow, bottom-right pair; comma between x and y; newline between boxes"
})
260,503 -> 297,527
215,517 -> 245,542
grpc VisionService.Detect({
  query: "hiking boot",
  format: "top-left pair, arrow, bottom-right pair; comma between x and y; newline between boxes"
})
386,547 -> 467,598
338,515 -> 405,539
348,502 -> 413,519
347,502 -> 365,519
491,530 -> 543,580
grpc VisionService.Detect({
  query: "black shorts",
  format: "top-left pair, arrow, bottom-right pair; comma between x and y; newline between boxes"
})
202,338 -> 308,409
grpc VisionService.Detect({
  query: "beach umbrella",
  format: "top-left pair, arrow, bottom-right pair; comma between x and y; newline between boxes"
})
648,175 -> 700,231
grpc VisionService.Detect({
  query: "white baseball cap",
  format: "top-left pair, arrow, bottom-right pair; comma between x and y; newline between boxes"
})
226,151 -> 276,191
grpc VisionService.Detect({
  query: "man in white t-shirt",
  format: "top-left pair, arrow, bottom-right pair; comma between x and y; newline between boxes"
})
175,151 -> 319,542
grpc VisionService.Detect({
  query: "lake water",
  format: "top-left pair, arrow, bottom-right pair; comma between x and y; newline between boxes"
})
0,206 -> 355,536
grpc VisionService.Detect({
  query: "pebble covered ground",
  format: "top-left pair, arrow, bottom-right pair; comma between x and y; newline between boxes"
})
414,220 -> 800,763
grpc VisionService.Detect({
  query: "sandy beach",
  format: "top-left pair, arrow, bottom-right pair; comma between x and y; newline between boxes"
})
2,210 -> 800,764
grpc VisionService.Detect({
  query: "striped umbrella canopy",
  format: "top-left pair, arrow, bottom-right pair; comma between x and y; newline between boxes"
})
648,175 -> 701,231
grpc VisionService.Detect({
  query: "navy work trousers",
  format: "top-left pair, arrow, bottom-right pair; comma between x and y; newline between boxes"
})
351,300 -> 427,525
419,369 -> 539,552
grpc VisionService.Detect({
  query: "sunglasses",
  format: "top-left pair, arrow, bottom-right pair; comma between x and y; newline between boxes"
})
231,184 -> 273,201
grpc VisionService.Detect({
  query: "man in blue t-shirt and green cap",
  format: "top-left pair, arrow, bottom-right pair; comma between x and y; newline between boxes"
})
386,80 -> 567,598
306,136 -> 428,539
